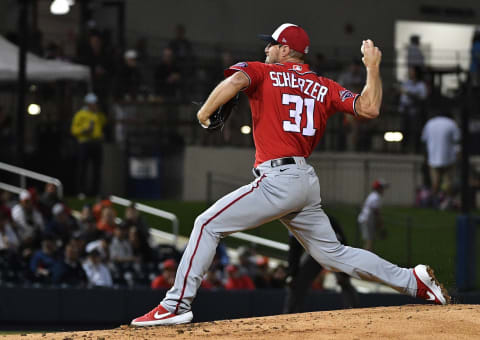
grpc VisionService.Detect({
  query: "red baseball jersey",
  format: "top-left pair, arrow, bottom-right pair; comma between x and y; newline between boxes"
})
225,61 -> 359,166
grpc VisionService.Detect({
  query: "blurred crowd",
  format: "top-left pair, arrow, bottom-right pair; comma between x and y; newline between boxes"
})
0,186 -> 297,291
5,22 -> 475,155
1,25 -> 478,209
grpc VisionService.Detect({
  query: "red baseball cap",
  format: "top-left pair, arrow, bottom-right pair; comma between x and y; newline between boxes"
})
372,179 -> 389,190
163,259 -> 177,270
259,23 -> 310,54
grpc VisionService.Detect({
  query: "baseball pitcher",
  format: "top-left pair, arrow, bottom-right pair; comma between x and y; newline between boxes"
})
132,23 -> 450,327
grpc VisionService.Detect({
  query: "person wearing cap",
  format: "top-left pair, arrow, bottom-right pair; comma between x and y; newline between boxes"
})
132,23 -> 449,327
114,49 -> 144,101
71,93 -> 107,196
357,179 -> 389,251
224,264 -> 255,290
82,247 -> 113,288
151,259 -> 178,289
11,189 -> 45,243
45,203 -> 78,245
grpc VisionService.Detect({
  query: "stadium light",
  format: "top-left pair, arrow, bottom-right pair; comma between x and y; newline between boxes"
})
50,0 -> 70,15
240,125 -> 251,135
28,104 -> 41,116
384,131 -> 403,142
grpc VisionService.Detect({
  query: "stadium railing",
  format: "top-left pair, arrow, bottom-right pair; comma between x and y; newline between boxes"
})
0,161 -> 63,198
109,194 -> 180,248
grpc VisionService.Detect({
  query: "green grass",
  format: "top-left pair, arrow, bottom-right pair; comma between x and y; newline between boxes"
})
66,197 -> 478,290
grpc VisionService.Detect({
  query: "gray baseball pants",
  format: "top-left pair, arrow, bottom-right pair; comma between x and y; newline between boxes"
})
161,157 -> 418,314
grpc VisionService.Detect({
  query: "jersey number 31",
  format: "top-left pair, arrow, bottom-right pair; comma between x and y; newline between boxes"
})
282,93 -> 316,136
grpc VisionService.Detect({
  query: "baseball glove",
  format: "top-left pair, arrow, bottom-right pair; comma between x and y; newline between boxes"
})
195,93 -> 240,131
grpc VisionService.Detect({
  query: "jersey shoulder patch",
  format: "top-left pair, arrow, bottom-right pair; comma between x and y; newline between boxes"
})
233,62 -> 248,68
339,89 -> 355,102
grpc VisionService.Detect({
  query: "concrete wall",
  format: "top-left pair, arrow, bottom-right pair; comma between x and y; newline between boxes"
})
183,146 -> 480,205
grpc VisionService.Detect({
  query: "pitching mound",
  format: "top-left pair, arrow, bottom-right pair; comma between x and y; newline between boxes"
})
6,304 -> 480,339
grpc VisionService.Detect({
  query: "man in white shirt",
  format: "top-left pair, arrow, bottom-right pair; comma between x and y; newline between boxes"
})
421,113 -> 461,209
11,190 -> 44,243
109,224 -> 135,264
82,249 -> 113,287
358,179 -> 388,251
0,210 -> 20,251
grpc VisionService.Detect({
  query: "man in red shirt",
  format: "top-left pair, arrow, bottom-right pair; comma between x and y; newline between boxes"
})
132,23 -> 450,327
224,264 -> 255,290
151,259 -> 177,289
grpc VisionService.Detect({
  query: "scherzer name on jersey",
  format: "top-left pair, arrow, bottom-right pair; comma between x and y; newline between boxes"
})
269,71 -> 328,102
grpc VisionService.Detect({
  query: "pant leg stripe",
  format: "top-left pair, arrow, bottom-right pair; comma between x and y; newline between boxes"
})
174,174 -> 266,314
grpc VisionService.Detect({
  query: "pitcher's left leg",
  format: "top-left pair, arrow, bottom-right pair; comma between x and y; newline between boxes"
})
281,208 -> 418,296
282,207 -> 450,304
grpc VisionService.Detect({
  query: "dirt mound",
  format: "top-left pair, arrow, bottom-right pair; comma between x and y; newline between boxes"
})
6,304 -> 480,340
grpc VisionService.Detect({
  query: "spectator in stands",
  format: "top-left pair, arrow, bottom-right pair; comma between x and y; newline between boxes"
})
253,256 -> 272,288
151,259 -> 177,289
92,197 -> 114,222
80,216 -> 103,245
358,179 -> 389,251
86,236 -> 110,261
201,268 -> 224,290
29,234 -> 58,283
224,264 -> 255,290
311,53 -> 331,76
97,205 -> 118,234
210,50 -> 234,88
82,248 -> 113,288
0,191 -> 12,209
79,204 -> 94,228
470,29 -> 480,88
114,49 -> 144,101
200,243 -> 229,289
38,183 -> 60,221
45,203 -> 78,246
70,231 -> 88,259
109,224 -> 135,264
11,190 -> 44,245
123,203 -> 150,245
237,245 -> 257,278
421,110 -> 461,210
337,59 -> 371,151
0,209 -> 20,252
51,242 -> 87,287
398,66 -> 428,153
270,264 -> 287,289
78,32 -> 115,101
154,47 -> 182,101
71,93 -> 107,197
407,35 -> 425,69
168,24 -> 193,66
129,226 -> 153,263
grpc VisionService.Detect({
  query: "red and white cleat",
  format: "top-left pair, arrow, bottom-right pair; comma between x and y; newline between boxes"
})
131,304 -> 193,327
413,264 -> 451,305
